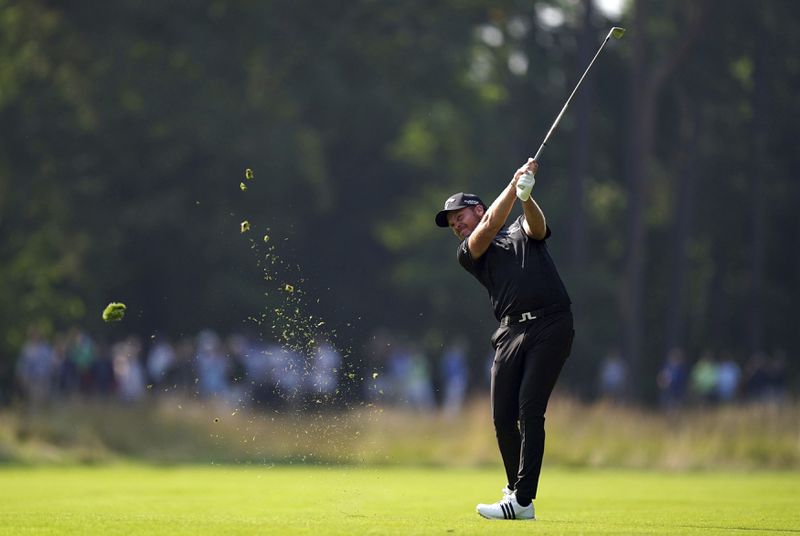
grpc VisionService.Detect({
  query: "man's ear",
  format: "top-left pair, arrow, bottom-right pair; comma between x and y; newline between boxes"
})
475,205 -> 486,218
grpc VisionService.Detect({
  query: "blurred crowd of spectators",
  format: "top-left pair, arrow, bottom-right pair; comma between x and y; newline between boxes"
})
596,347 -> 791,408
13,326 -> 347,410
363,331 -> 469,417
14,325 -> 793,412
12,326 -> 471,415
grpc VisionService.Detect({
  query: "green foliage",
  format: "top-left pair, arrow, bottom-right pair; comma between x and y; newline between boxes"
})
1,1 -> 800,398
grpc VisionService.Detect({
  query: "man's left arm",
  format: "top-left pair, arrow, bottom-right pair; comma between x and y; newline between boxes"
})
521,196 -> 547,240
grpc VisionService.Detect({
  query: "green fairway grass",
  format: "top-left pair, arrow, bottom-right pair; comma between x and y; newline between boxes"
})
0,465 -> 797,535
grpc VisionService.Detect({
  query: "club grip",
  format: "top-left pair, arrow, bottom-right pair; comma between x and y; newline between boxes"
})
516,172 -> 535,201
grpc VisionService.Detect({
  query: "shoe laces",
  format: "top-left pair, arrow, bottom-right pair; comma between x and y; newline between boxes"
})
498,495 -> 515,507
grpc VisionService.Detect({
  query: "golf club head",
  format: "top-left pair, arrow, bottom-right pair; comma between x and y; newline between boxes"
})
609,27 -> 626,39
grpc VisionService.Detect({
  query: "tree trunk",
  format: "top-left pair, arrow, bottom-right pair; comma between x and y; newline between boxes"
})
567,0 -> 594,271
621,0 -> 708,400
621,0 -> 648,398
664,92 -> 700,354
707,239 -> 726,352
748,18 -> 768,354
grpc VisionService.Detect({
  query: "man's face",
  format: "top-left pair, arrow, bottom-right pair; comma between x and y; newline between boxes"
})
446,206 -> 483,240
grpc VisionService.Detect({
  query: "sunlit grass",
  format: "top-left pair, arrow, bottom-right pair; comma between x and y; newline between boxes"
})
0,465 -> 797,535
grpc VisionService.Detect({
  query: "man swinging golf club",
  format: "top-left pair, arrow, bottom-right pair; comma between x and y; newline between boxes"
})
435,159 -> 573,520
435,26 -> 623,520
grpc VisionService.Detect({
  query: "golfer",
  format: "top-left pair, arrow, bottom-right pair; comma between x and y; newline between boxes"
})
435,158 -> 573,521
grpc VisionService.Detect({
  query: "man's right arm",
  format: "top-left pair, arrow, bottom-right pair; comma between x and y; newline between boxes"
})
467,159 -> 538,259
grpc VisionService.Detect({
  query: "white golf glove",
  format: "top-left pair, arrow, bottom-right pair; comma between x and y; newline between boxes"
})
516,172 -> 536,201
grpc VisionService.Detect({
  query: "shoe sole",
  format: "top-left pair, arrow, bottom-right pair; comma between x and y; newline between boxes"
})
476,512 -> 535,521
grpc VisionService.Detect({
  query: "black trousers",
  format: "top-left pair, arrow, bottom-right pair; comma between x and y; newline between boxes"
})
490,310 -> 573,501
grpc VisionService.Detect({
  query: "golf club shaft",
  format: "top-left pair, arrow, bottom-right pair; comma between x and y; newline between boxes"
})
534,29 -> 618,161
517,27 -> 624,201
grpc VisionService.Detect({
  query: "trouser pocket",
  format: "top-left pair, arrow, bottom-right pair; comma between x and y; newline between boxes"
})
490,325 -> 509,350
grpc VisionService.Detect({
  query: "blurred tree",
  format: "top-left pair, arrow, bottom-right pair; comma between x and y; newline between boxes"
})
663,88 -> 699,358
566,0 -> 595,272
2,0 -> 800,401
0,1 -> 94,385
747,12 -> 768,355
621,0 -> 708,399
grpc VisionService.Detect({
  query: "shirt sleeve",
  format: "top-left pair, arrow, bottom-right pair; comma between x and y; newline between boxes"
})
457,239 -> 478,274
517,215 -> 551,241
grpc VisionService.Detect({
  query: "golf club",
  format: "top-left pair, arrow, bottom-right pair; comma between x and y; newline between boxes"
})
516,26 -> 626,201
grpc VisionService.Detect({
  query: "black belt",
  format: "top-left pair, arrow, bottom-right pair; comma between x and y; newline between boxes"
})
500,303 -> 571,326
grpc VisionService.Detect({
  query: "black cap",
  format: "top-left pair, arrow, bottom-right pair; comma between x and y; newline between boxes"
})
435,192 -> 486,227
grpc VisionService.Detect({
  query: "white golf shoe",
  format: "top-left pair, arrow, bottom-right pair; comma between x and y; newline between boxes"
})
476,493 -> 535,520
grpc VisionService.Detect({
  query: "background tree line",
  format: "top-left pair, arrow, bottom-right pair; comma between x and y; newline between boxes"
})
2,0 -> 799,402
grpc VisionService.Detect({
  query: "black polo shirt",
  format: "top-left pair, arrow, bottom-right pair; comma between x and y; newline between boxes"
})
457,215 -> 571,321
